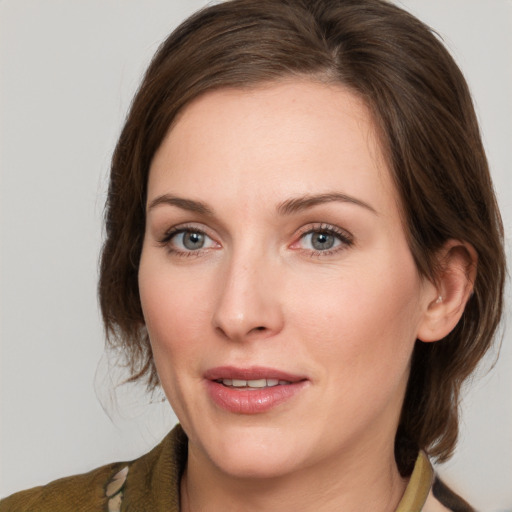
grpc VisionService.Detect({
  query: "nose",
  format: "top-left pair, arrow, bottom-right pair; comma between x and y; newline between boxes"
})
212,252 -> 284,342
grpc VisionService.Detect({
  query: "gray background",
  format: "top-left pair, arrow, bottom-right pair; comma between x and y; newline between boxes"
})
1,1 -> 511,510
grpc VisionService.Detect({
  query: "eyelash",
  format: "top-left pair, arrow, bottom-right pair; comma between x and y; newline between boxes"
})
294,223 -> 354,257
159,224 -> 217,258
158,223 -> 354,258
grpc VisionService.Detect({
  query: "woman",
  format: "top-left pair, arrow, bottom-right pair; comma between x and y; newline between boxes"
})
0,0 -> 506,510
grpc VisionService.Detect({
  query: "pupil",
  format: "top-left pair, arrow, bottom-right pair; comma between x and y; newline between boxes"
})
183,232 -> 204,250
312,232 -> 334,250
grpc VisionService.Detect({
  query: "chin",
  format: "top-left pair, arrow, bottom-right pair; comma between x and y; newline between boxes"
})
212,445 -> 304,480
192,421 -> 313,480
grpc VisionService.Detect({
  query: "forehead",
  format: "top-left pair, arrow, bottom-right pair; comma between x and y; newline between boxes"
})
148,80 -> 396,219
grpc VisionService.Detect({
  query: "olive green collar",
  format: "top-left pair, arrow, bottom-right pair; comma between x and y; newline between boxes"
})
395,451 -> 434,512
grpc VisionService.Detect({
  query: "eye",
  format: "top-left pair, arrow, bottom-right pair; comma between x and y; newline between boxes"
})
293,224 -> 353,255
177,231 -> 208,250
161,227 -> 219,255
302,231 -> 339,251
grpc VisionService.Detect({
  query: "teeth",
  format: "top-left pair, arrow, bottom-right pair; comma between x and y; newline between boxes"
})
246,379 -> 266,388
220,378 -> 290,388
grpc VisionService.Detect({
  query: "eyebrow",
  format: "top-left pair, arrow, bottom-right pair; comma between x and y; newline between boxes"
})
147,191 -> 377,216
147,194 -> 214,215
277,193 -> 377,216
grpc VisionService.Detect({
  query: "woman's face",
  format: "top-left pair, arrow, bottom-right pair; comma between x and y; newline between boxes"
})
139,81 -> 433,479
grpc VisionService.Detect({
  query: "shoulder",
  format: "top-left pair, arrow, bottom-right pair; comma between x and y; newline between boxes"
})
424,476 -> 475,512
0,462 -> 124,512
0,425 -> 187,512
397,451 -> 475,512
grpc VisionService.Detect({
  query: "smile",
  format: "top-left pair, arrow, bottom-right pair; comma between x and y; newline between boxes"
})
204,366 -> 308,414
216,378 -> 292,388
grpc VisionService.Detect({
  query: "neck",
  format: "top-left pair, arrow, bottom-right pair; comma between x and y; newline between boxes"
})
180,435 -> 408,512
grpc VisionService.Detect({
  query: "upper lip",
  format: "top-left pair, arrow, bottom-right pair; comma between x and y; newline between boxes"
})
204,366 -> 306,382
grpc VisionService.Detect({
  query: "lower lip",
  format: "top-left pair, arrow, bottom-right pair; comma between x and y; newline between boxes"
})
205,380 -> 307,414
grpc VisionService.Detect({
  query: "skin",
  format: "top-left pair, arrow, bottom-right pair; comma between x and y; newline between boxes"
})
138,81 -> 454,511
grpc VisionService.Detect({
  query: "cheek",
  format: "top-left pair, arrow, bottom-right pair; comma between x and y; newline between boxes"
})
138,254 -> 213,375
288,254 -> 423,385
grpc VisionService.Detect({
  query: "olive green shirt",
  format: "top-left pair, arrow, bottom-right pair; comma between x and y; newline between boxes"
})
0,425 -> 473,511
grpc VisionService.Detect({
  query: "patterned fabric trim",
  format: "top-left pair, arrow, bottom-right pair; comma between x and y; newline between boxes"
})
105,466 -> 129,512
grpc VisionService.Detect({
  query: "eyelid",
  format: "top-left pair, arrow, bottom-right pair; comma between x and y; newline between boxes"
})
159,221 -> 213,240
291,223 -> 354,254
158,223 -> 221,255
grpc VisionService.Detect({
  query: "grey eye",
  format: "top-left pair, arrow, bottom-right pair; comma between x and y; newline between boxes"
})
298,228 -> 347,253
167,229 -> 218,252
310,232 -> 336,250
182,231 -> 205,250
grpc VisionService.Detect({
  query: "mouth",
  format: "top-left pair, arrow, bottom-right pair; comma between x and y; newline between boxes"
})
203,366 -> 308,414
204,366 -> 306,385
215,378 -> 292,388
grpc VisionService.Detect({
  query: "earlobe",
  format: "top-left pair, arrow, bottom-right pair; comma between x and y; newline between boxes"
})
417,240 -> 477,343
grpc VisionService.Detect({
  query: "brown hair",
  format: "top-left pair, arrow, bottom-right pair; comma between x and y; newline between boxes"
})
99,0 -> 505,473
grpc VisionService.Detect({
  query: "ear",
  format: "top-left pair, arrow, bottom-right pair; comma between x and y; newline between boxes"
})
417,240 -> 477,343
